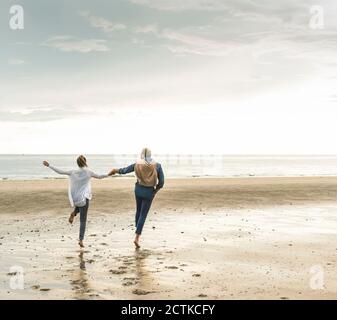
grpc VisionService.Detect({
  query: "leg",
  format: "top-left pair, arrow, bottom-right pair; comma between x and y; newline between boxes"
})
135,195 -> 142,228
74,207 -> 80,216
134,197 -> 153,248
78,199 -> 89,247
69,207 -> 79,224
136,198 -> 152,234
134,196 -> 142,249
134,233 -> 141,249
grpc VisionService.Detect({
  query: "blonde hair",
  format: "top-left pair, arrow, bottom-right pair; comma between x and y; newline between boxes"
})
77,155 -> 87,168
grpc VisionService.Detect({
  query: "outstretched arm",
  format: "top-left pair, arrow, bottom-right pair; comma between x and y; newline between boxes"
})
90,171 -> 109,179
109,163 -> 135,176
119,163 -> 135,174
43,161 -> 72,176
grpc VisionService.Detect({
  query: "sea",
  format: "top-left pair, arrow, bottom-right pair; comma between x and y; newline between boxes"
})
1,154 -> 337,180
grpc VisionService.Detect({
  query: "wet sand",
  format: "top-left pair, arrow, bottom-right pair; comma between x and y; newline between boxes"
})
1,177 -> 337,300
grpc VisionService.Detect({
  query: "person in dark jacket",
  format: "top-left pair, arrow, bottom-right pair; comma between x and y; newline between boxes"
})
110,148 -> 164,248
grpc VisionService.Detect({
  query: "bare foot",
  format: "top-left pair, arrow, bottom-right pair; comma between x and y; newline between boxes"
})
79,240 -> 84,248
133,240 -> 140,249
69,211 -> 76,224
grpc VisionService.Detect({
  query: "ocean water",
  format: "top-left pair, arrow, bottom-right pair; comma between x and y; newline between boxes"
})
1,155 -> 337,180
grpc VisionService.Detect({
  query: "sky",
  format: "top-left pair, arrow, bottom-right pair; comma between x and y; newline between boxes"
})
1,0 -> 337,154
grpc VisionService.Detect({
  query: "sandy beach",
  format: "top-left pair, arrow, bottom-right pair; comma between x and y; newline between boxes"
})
1,176 -> 337,300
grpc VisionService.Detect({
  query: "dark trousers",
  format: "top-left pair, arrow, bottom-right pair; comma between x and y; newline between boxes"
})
135,195 -> 153,235
74,199 -> 89,241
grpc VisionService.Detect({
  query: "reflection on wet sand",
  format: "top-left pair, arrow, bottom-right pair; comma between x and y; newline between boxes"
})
131,249 -> 156,295
134,249 -> 150,282
79,251 -> 86,270
113,248 -> 157,295
70,251 -> 94,299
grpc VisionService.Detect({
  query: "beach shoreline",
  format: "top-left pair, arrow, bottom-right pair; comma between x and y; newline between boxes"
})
2,173 -> 337,182
1,176 -> 337,299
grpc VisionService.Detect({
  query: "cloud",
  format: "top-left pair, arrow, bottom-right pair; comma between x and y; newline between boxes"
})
73,1 -> 337,59
128,0 -> 229,11
43,36 -> 110,53
79,11 -> 126,33
13,42 -> 32,46
132,24 -> 236,56
9,58 -> 25,65
161,29 -> 234,56
127,0 -> 337,61
128,0 -> 310,18
134,24 -> 159,35
0,107 -> 85,122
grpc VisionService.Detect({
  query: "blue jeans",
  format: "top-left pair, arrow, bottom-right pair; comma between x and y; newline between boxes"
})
135,195 -> 153,235
74,199 -> 89,241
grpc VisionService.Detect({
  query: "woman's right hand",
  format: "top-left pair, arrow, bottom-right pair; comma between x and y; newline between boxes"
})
153,189 -> 158,198
43,161 -> 49,167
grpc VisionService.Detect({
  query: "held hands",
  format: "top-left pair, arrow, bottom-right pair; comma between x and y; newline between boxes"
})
43,161 -> 49,167
109,168 -> 119,176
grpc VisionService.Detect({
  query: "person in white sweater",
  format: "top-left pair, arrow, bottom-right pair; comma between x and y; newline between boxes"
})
43,155 -> 112,248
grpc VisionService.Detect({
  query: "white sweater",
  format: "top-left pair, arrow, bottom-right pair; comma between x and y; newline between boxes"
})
48,165 -> 108,207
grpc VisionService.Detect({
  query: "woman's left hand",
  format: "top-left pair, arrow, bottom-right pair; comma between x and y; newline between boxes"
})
109,168 -> 118,176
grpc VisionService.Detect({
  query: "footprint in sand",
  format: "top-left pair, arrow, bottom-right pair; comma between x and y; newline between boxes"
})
123,281 -> 137,287
124,277 -> 137,281
166,266 -> 178,269
132,289 -> 152,295
31,285 -> 40,290
192,273 -> 201,277
109,269 -> 127,275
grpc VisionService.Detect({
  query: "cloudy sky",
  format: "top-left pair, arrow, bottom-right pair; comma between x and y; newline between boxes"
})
1,0 -> 337,154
